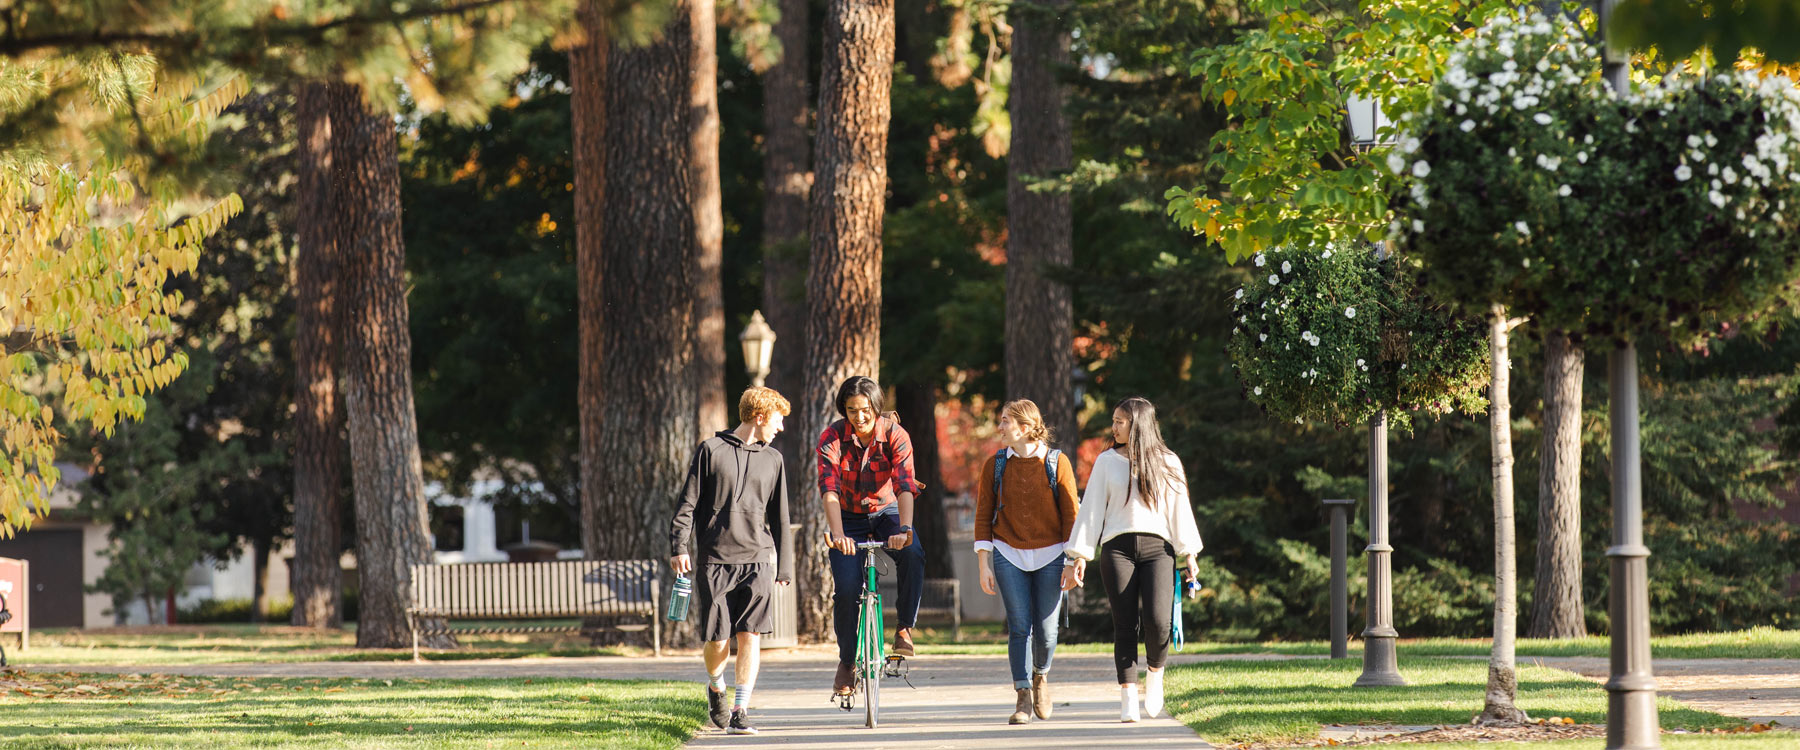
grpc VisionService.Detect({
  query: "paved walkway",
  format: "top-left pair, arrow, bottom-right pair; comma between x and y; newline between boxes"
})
27,648 -> 1216,748
1518,656 -> 1800,727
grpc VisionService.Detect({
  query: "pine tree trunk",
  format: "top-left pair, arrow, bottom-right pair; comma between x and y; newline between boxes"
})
797,0 -> 894,640
291,81 -> 346,630
692,0 -> 728,438
1004,0 -> 1078,456
248,535 -> 270,623
759,0 -> 811,498
1529,330 -> 1586,638
572,0 -> 609,572
588,3 -> 699,649
332,85 -> 449,649
1479,303 -> 1528,725
897,382 -> 953,579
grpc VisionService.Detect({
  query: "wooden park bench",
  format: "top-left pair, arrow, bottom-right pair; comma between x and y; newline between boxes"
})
406,559 -> 661,660
879,577 -> 962,642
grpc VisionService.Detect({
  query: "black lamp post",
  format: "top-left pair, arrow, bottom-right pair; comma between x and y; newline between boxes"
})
1347,92 -> 1406,687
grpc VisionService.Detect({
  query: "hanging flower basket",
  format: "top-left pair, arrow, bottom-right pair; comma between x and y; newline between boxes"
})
1228,241 -> 1489,429
1389,9 -> 1800,347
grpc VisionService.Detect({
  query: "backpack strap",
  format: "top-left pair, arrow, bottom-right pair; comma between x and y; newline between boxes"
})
990,449 -> 1009,526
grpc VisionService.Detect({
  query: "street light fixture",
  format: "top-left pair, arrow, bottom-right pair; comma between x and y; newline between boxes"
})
1345,91 -> 1406,688
1346,93 -> 1393,151
740,310 -> 777,388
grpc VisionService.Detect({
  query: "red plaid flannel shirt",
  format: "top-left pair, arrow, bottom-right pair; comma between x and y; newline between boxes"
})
816,417 -> 921,515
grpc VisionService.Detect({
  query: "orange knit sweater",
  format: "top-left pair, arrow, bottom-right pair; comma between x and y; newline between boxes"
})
973,451 -> 1080,550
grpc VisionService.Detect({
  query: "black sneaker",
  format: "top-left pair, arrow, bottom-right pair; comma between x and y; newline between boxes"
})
728,710 -> 759,735
706,686 -> 729,729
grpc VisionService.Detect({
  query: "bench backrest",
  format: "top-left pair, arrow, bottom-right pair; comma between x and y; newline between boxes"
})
409,560 -> 658,618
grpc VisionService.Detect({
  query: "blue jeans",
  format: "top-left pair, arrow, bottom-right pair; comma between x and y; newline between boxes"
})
992,552 -> 1064,689
829,509 -> 924,667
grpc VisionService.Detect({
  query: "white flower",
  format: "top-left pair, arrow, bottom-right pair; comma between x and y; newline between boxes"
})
1412,160 -> 1432,178
1253,386 -> 1262,396
1269,274 -> 1281,285
1356,358 -> 1366,368
1558,184 -> 1572,197
1704,132 -> 1717,147
1687,134 -> 1703,148
1412,219 -> 1425,233
1386,152 -> 1407,174
1254,253 -> 1266,267
1322,249 -> 1332,259
1576,151 -> 1588,164
1508,147 -> 1518,158
1709,190 -> 1728,208
1281,260 -> 1292,274
1345,306 -> 1357,319
1514,221 -> 1531,235
1460,119 -> 1476,132
1235,288 -> 1245,300
1723,166 -> 1738,185
1260,333 -> 1268,342
1533,112 -> 1554,125
1308,335 -> 1320,347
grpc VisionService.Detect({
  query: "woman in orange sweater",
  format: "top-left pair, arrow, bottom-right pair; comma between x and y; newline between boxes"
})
974,399 -> 1080,725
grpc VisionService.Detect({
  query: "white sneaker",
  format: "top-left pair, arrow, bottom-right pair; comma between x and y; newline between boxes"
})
1144,670 -> 1164,718
1120,685 -> 1141,722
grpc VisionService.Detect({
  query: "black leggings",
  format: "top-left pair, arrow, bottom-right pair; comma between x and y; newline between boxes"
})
1099,533 -> 1174,684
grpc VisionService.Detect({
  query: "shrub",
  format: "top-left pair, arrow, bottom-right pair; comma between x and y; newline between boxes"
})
1228,241 -> 1490,430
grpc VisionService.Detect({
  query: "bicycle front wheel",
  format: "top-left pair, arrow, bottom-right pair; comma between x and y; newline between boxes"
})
864,594 -> 881,728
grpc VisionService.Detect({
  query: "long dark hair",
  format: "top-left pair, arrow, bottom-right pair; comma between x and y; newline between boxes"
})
1116,397 -> 1177,508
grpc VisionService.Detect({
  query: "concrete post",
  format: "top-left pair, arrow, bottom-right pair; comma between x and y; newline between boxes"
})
1354,411 -> 1405,686
1324,498 -> 1356,659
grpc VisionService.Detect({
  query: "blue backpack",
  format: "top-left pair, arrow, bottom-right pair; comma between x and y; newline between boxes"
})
990,448 -> 1062,525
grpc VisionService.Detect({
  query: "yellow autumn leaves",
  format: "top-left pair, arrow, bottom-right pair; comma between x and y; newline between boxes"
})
0,63 -> 245,536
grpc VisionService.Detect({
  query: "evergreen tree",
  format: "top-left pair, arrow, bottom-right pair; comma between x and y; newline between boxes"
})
796,0 -> 896,639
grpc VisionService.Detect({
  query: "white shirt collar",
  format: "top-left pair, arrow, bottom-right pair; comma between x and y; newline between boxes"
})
1004,442 -> 1047,460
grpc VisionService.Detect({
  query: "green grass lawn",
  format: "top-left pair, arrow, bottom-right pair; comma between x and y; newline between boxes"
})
1165,656 -> 1752,746
0,671 -> 701,750
10,624 -> 628,666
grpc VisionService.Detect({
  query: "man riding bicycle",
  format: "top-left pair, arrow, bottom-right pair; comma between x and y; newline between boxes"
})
818,376 -> 925,696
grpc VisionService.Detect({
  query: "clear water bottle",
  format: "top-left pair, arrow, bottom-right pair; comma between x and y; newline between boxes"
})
666,575 -> 693,622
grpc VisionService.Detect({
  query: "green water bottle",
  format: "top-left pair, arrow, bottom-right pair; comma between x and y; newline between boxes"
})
666,575 -> 692,622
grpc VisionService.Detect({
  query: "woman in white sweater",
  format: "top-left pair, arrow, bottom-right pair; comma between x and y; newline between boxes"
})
1062,397 -> 1202,722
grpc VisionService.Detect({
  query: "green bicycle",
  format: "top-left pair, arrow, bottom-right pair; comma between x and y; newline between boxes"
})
837,539 -> 905,728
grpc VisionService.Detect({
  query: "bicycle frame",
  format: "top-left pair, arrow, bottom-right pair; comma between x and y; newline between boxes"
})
850,540 -> 886,728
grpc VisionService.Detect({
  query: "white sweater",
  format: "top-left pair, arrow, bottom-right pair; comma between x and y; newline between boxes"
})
1065,448 -> 1204,561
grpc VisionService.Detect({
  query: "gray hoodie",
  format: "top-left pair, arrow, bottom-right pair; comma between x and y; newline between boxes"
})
669,429 -> 793,583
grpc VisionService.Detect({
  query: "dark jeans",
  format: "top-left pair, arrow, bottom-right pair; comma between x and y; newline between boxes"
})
993,552 -> 1064,689
829,509 -> 924,666
1099,533 -> 1174,684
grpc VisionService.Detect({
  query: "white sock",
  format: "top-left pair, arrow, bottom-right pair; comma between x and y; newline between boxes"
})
1120,685 -> 1140,722
709,674 -> 726,692
733,684 -> 752,711
1145,670 -> 1164,718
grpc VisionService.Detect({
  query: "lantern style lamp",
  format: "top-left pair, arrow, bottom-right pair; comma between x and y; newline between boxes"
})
740,310 -> 777,388
1346,94 -> 1393,150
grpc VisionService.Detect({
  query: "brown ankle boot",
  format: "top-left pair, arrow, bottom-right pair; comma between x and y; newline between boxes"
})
1032,673 -> 1052,719
1009,687 -> 1033,724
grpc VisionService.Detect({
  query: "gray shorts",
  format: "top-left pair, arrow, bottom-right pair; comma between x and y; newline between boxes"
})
698,562 -> 773,642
